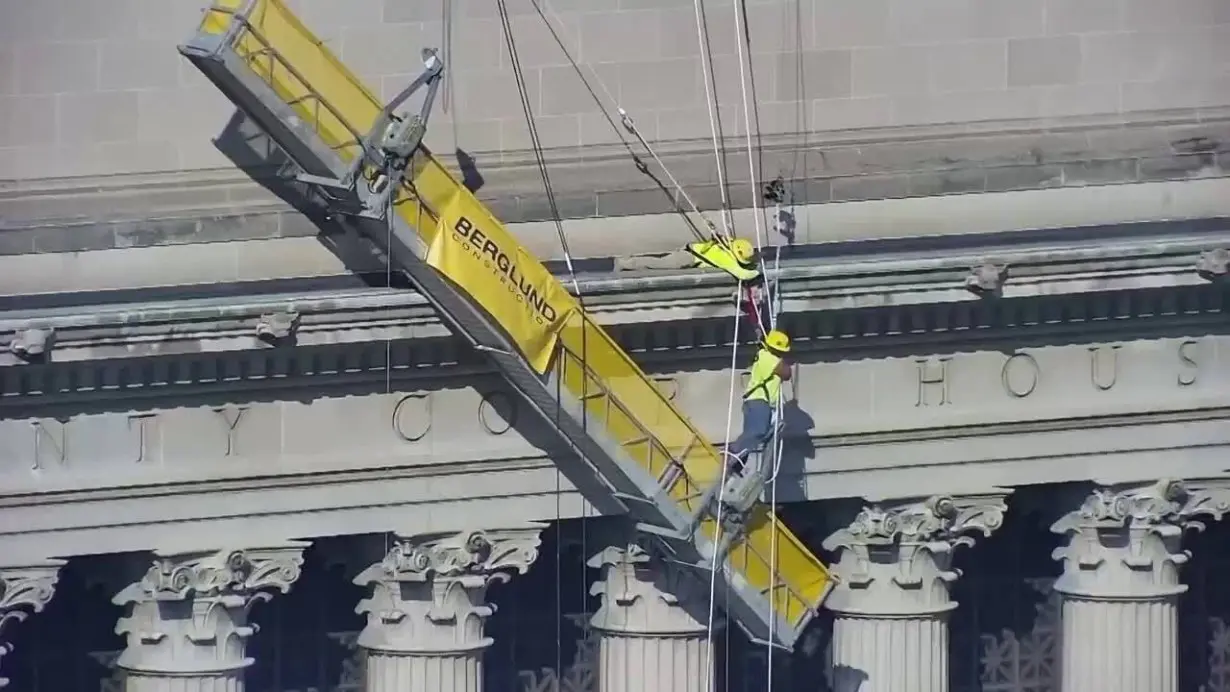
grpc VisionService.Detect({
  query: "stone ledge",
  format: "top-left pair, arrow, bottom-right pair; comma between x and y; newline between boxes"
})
1,108 -> 1228,248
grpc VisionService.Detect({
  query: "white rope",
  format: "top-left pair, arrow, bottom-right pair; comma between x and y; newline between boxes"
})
705,278 -> 745,687
692,0 -> 733,241
730,0 -> 768,275
725,6 -> 783,683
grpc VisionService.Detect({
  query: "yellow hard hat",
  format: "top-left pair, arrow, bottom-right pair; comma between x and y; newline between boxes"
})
730,238 -> 755,264
763,329 -> 791,354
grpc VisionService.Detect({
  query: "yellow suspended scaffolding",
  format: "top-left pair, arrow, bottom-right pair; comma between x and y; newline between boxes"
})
181,0 -> 835,649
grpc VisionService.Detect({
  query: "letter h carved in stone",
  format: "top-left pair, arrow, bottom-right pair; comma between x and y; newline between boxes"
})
916,357 -> 952,407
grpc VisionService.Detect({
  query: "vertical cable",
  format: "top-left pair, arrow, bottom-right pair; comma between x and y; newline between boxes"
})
707,281 -> 746,686
692,0 -> 733,240
497,2 -> 587,684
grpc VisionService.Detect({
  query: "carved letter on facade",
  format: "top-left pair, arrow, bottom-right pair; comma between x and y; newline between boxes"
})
478,391 -> 518,436
391,394 -> 431,442
1088,345 -> 1121,391
212,406 -> 248,457
30,419 -> 68,470
651,376 -> 680,402
1001,352 -> 1040,398
1178,339 -> 1200,387
127,414 -> 158,464
916,358 -> 951,407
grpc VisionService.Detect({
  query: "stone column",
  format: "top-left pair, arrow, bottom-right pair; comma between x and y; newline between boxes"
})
588,543 -> 719,692
112,544 -> 308,692
821,494 -> 1007,692
353,525 -> 544,692
1051,479 -> 1230,692
0,562 -> 63,688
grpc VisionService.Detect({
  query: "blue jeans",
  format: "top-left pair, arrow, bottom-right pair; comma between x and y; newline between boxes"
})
728,399 -> 774,459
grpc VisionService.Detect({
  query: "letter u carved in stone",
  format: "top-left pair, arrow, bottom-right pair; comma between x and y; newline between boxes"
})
1088,345 -> 1121,391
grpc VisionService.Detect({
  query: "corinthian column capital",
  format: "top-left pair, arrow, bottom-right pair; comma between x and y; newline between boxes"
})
587,543 -> 714,637
822,493 -> 1008,615
112,543 -> 309,676
1051,479 -> 1230,599
0,562 -> 64,689
354,525 -> 545,655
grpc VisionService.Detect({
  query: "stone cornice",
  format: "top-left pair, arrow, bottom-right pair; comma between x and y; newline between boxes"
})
2,217 -> 1227,363
0,279 -> 1225,408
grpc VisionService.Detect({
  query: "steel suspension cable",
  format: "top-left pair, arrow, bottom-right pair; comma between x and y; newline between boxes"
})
531,1 -> 725,243
707,276 -> 747,686
730,0 -> 774,339
496,4 -> 583,684
692,0 -> 734,241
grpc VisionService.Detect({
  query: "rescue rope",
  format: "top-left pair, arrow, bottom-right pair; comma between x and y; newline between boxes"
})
724,3 -> 784,684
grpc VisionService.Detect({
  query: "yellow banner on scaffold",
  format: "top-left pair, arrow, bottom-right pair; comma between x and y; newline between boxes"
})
424,186 -> 576,375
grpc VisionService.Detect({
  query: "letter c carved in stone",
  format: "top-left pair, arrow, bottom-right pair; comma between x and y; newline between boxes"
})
391,393 -> 431,442
479,391 -> 518,436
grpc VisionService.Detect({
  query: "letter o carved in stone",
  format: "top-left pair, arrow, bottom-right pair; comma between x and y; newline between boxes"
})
1001,352 -> 1040,399
479,391 -> 518,436
391,394 -> 431,442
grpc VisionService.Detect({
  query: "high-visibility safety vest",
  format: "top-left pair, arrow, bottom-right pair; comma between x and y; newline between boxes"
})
743,349 -> 783,405
686,240 -> 760,282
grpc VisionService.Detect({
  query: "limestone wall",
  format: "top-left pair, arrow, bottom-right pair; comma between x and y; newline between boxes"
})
1,0 -> 1228,182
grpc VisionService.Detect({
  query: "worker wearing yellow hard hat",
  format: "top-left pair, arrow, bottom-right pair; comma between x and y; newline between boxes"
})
614,237 -> 761,283
725,328 -> 793,466
615,236 -> 768,332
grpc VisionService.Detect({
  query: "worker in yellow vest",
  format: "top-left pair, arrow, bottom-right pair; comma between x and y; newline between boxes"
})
725,329 -> 793,466
615,237 -> 758,276
616,237 -> 768,330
